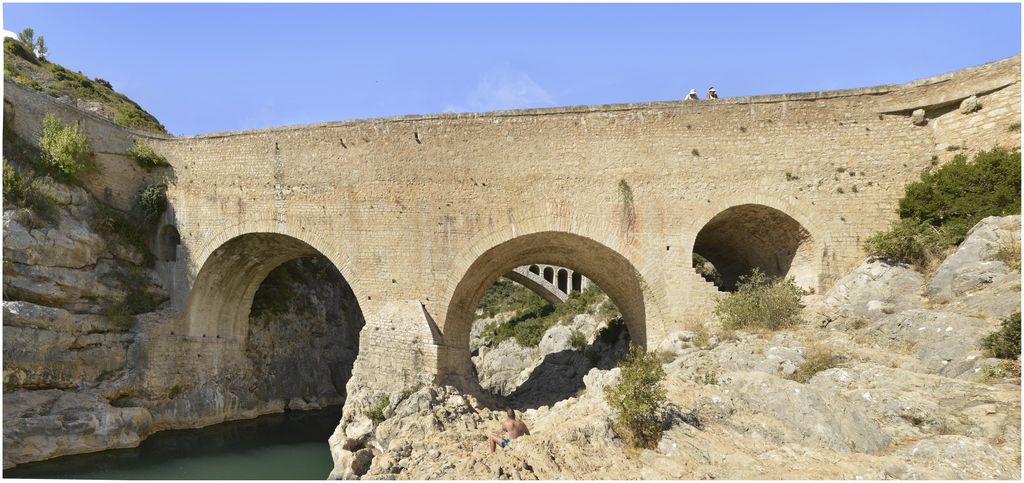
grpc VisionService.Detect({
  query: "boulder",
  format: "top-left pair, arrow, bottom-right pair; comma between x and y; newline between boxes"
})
721,371 -> 891,454
824,258 -> 926,319
927,215 -> 1020,302
911,109 -> 927,126
858,309 -> 994,377
959,95 -> 981,114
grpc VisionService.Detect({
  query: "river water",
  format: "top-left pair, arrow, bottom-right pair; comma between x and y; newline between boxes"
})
4,406 -> 341,480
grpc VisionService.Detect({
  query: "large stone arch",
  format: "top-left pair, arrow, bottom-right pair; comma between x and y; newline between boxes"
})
441,230 -> 650,376
185,226 -> 360,343
687,198 -> 825,292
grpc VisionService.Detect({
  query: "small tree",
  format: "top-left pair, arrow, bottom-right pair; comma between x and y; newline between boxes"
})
604,345 -> 667,449
17,28 -> 34,48
39,114 -> 94,181
35,36 -> 46,60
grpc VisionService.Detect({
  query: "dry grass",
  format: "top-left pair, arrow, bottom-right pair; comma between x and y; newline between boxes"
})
994,234 -> 1021,272
788,344 -> 844,383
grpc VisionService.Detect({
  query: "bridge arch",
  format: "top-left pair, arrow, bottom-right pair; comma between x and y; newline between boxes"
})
442,230 -> 648,373
689,199 -> 824,292
185,227 -> 361,342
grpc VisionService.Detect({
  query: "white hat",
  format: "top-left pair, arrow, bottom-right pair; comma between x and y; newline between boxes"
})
689,89 -> 697,95
709,87 -> 716,92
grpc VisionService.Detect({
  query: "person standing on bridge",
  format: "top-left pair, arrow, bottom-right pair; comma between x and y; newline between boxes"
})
487,408 -> 530,452
707,87 -> 718,99
685,88 -> 699,101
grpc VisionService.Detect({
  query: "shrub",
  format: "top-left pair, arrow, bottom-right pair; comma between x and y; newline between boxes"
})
366,394 -> 390,425
569,329 -> 587,351
4,37 -> 38,64
3,159 -> 26,204
39,114 -> 94,181
136,184 -> 167,225
788,345 -> 843,383
128,138 -> 169,170
899,147 -> 1021,244
863,218 -> 953,270
714,268 -> 804,332
604,345 -> 667,449
981,313 -> 1021,360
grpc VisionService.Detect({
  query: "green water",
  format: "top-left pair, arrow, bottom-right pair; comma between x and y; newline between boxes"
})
4,406 -> 342,480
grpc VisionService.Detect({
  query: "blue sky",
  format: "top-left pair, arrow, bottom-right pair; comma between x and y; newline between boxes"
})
3,3 -> 1020,136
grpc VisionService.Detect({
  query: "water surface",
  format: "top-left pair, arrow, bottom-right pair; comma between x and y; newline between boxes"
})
5,406 -> 341,480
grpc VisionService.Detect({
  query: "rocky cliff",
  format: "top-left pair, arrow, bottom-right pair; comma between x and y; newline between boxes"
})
328,216 -> 1021,479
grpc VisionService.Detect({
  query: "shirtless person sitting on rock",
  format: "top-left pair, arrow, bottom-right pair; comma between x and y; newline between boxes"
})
488,408 -> 530,452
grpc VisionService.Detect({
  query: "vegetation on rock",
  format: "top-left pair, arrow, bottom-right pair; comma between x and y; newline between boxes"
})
604,345 -> 667,449
866,148 -> 1021,269
128,138 -> 169,170
39,114 -> 95,182
714,268 -> 805,331
4,36 -> 167,134
787,345 -> 843,383
981,312 -> 1021,360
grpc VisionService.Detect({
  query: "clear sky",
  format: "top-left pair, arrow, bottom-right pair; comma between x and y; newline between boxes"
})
3,2 -> 1020,135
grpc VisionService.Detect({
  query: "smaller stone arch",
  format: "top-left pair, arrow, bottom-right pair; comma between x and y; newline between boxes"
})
529,265 -> 540,275
158,224 -> 181,262
571,272 -> 583,292
557,269 -> 569,293
543,266 -> 555,283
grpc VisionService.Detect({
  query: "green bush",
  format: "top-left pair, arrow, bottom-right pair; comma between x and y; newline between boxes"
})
714,268 -> 804,332
863,218 -> 953,270
4,37 -> 38,64
39,114 -> 94,181
981,313 -> 1021,360
899,148 -> 1021,244
477,278 -> 547,319
604,345 -> 667,449
3,159 -> 25,204
366,394 -> 390,425
128,138 -> 169,170
136,184 -> 167,225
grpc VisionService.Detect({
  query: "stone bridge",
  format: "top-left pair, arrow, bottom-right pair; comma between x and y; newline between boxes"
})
504,264 -> 591,306
4,56 -> 1020,393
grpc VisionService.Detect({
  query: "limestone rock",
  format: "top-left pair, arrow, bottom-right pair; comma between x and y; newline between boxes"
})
722,370 -> 891,454
892,435 -> 1018,479
927,215 -> 1020,302
824,258 -> 926,319
858,309 -> 994,376
959,95 -> 981,114
3,389 -> 153,469
911,108 -> 927,125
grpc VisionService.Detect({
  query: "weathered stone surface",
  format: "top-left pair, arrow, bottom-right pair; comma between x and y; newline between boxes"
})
927,215 -> 1021,302
824,258 -> 926,319
858,309 -> 994,376
960,95 -> 981,114
721,371 -> 891,454
2,208 -> 107,269
911,108 -> 927,125
2,390 -> 153,469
